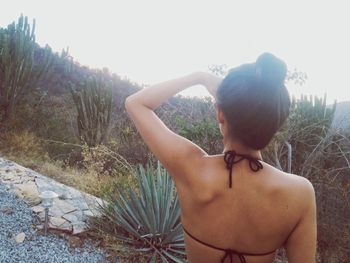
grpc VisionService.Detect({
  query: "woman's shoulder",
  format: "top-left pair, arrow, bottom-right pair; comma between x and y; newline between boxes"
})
262,161 -> 313,185
281,172 -> 315,206
263,163 -> 315,207
271,165 -> 314,193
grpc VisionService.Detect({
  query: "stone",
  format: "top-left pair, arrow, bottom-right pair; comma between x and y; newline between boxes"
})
11,178 -> 24,184
49,216 -> 68,227
62,213 -> 79,223
48,206 -> 64,217
67,235 -> 83,248
82,209 -> 100,222
59,192 -> 72,200
35,224 -> 44,230
83,194 -> 105,207
25,171 -> 37,179
72,223 -> 87,235
66,187 -> 84,199
15,182 -> 41,205
69,199 -> 89,211
54,199 -> 76,214
31,205 -> 45,213
14,232 -> 26,243
49,217 -> 72,233
15,173 -> 25,178
0,207 -> 13,215
19,175 -> 35,183
83,210 -> 94,217
85,207 -> 101,217
35,178 -> 66,197
0,207 -> 14,215
13,188 -> 24,199
64,210 -> 84,221
3,174 -> 15,181
15,168 -> 25,173
0,158 -> 109,236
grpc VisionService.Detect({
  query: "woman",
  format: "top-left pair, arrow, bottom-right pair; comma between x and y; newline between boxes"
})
125,53 -> 317,263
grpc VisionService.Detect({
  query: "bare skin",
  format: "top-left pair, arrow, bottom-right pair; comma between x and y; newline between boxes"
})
125,72 -> 317,263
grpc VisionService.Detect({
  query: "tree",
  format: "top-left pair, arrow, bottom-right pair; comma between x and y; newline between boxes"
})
0,14 -> 52,125
69,69 -> 113,147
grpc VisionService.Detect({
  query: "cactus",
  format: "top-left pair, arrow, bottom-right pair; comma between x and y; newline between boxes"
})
0,14 -> 52,123
70,70 -> 113,147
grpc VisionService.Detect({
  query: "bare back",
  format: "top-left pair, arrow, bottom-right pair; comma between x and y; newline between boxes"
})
175,154 -> 314,263
125,72 -> 317,263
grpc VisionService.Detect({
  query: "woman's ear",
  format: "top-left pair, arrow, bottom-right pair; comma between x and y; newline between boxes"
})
215,104 -> 225,124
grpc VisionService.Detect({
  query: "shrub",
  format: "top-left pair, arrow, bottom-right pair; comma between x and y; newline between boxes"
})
79,142 -> 133,176
176,116 -> 222,154
90,162 -> 185,262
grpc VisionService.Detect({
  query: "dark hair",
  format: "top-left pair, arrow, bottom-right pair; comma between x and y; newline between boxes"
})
216,52 -> 290,150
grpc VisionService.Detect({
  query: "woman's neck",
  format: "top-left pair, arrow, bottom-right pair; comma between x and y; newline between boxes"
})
222,137 -> 262,160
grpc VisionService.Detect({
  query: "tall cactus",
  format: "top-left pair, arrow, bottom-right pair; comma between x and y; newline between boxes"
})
0,14 -> 52,123
70,70 -> 113,147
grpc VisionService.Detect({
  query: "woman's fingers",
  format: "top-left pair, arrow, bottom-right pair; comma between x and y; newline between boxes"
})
199,72 -> 223,98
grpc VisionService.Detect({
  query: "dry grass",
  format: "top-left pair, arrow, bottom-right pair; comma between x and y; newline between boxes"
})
0,130 -> 49,162
0,130 -> 135,198
36,160 -> 124,198
1,153 -> 131,198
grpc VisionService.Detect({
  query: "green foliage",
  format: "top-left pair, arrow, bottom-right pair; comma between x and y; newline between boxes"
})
159,96 -> 222,155
69,70 -> 113,147
0,14 -> 52,123
176,116 -> 221,154
92,162 -> 185,262
288,95 -> 336,174
263,94 -> 337,174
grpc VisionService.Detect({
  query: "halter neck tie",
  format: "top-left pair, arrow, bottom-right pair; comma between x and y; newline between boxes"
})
224,150 -> 263,188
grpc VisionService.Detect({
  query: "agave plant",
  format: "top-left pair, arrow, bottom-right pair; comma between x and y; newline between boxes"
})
94,162 -> 185,262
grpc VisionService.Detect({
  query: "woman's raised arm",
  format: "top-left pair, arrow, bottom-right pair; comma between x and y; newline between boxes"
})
125,72 -> 221,181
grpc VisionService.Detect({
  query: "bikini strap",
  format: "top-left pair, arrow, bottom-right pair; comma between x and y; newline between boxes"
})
183,227 -> 245,262
183,227 -> 275,263
224,150 -> 263,188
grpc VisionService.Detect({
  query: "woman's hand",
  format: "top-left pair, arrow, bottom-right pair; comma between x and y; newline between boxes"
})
197,72 -> 223,99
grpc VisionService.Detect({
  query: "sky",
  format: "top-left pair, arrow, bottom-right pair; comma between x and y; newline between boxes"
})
1,0 -> 349,103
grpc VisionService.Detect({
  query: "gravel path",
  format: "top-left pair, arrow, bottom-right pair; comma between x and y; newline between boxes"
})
0,183 -> 109,263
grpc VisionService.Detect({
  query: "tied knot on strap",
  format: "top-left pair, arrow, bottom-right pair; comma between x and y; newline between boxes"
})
224,150 -> 263,188
221,249 -> 247,263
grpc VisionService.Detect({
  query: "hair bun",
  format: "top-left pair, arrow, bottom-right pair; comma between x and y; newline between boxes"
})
255,52 -> 287,88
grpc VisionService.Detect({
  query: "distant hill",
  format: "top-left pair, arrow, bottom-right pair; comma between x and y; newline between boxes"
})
332,101 -> 350,131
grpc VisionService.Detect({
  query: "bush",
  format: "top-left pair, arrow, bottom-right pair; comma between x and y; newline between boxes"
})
78,142 -> 133,176
90,162 -> 185,262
